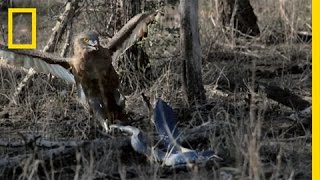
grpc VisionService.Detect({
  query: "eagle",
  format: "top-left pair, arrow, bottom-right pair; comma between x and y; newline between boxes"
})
0,11 -> 159,131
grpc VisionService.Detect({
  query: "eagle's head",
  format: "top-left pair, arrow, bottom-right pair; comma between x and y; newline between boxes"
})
75,31 -> 100,52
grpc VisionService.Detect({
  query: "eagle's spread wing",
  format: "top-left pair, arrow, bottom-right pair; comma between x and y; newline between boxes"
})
0,44 -> 75,84
107,11 -> 159,62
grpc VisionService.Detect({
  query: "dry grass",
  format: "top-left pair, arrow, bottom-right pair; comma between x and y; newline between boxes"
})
0,0 -> 311,179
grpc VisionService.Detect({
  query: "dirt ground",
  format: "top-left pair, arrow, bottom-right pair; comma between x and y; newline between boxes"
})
0,0 -> 311,179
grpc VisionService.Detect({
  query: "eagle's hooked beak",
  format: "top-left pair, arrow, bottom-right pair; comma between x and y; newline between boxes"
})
88,40 -> 99,50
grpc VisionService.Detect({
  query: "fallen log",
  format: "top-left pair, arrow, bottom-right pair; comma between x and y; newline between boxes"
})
0,119 -> 222,176
256,81 -> 311,111
0,136 -> 133,177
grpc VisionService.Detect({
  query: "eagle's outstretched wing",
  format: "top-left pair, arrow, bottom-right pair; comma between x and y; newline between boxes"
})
0,44 -> 75,84
107,11 -> 159,62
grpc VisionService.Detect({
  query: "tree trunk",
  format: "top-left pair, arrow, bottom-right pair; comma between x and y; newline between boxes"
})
218,0 -> 260,36
180,0 -> 206,105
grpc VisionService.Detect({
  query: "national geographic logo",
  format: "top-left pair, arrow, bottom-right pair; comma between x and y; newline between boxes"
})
7,8 -> 36,49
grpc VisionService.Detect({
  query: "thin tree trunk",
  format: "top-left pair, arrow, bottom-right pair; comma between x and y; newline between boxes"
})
180,0 -> 206,105
218,0 -> 260,36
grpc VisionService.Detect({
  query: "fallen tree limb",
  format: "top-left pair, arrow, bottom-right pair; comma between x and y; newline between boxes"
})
256,81 -> 311,111
0,146 -> 75,173
0,120 -> 221,175
217,75 -> 311,111
0,134 -> 91,149
0,137 -> 131,176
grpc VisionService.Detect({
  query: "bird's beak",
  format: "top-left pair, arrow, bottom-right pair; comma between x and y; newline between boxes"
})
88,40 -> 99,50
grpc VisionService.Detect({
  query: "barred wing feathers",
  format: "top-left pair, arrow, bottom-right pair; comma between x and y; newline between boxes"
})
0,44 -> 75,84
107,11 -> 159,62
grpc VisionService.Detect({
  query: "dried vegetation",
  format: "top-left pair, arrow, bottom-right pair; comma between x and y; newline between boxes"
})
0,0 -> 311,179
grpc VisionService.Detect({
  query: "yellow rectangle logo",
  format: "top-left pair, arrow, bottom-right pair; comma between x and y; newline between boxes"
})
8,8 -> 36,49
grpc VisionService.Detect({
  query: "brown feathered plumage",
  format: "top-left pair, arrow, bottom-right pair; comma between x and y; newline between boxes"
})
70,31 -> 125,126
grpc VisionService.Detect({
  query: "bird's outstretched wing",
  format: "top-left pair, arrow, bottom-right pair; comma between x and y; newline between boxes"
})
153,98 -> 182,153
0,44 -> 75,84
107,11 -> 159,62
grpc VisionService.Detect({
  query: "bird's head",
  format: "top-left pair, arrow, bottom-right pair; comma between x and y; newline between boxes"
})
75,31 -> 100,52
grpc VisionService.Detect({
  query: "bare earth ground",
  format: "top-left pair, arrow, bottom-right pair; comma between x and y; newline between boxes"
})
0,0 -> 311,179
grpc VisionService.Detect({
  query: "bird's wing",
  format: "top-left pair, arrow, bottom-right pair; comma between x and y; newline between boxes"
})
0,44 -> 75,84
153,98 -> 182,153
106,10 -> 159,62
